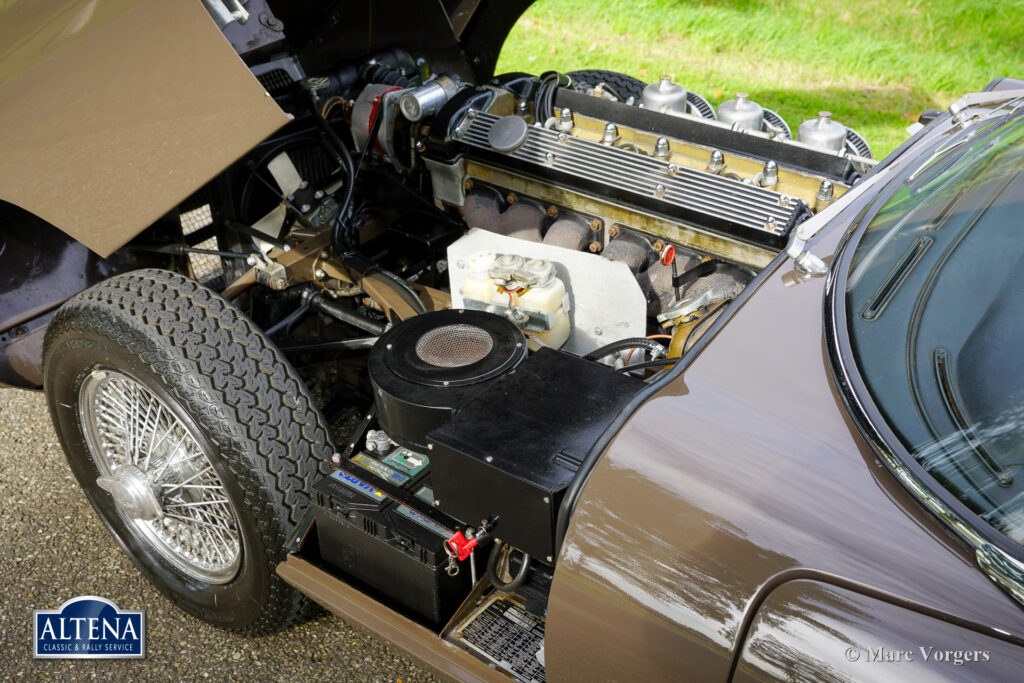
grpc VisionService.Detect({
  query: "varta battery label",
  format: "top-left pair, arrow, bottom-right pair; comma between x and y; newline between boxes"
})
331,470 -> 386,499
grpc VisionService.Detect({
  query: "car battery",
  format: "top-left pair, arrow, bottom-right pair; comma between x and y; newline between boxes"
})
312,450 -> 474,625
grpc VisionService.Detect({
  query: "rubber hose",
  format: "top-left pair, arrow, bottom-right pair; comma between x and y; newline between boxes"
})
308,96 -> 356,255
582,337 -> 665,362
307,293 -> 386,335
486,543 -> 531,592
359,62 -> 412,87
376,269 -> 427,315
616,358 -> 681,373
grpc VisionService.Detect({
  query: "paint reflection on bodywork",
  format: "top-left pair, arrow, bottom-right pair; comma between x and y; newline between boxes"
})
547,215 -> 1024,680
735,581 -> 1024,682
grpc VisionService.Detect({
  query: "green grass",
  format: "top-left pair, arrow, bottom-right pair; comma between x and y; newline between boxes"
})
497,0 -> 1024,157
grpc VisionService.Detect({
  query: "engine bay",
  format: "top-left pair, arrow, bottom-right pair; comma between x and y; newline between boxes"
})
164,13 -> 879,676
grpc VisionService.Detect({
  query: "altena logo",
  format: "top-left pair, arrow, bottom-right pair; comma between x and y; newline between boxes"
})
34,596 -> 145,659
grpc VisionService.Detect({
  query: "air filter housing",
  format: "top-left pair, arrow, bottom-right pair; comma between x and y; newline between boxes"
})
367,309 -> 526,450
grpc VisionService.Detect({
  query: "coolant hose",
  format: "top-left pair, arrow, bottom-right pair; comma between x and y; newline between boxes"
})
359,62 -> 412,87
308,94 -> 356,255
583,337 -> 665,362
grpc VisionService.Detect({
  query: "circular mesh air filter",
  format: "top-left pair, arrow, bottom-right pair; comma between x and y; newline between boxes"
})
415,324 -> 494,368
372,309 -> 526,388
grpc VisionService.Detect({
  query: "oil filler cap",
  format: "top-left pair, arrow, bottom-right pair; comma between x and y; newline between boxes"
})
488,115 -> 529,153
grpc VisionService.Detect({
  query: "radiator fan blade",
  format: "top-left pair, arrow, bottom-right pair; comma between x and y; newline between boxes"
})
267,152 -> 304,195
251,204 -> 288,244
251,152 -> 305,240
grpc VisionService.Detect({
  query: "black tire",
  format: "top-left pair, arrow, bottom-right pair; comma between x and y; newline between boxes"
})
567,69 -> 647,101
43,269 -> 334,634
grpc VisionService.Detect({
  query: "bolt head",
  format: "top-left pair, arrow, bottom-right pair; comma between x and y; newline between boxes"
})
314,269 -> 327,280
593,326 -> 603,335
588,242 -> 600,252
506,193 -> 517,204
546,206 -> 558,217
245,255 -> 258,267
589,219 -> 601,231
608,225 -> 619,237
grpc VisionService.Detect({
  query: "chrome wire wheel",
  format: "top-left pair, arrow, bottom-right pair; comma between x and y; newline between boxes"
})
79,368 -> 242,584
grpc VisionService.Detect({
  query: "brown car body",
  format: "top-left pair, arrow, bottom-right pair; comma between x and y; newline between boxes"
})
550,209 -> 1024,680
2,2 -> 1022,680
0,0 -> 287,257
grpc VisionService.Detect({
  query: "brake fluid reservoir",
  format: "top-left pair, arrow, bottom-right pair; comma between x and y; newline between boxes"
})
461,251 -> 496,303
524,282 -> 573,350
515,259 -> 570,349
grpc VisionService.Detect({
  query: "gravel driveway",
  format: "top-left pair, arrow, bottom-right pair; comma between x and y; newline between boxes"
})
0,387 -> 443,682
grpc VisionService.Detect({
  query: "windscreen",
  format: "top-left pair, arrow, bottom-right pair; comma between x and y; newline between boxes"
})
844,110 -> 1024,544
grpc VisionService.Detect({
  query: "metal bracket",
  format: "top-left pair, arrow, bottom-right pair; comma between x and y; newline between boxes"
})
250,253 -> 288,290
948,89 -> 1024,121
784,171 -> 887,277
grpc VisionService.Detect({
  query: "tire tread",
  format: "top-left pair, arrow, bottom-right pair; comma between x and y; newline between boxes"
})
46,269 -> 333,633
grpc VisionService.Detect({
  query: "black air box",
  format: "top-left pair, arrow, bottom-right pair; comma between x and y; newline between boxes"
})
368,309 -> 526,451
427,348 -> 643,561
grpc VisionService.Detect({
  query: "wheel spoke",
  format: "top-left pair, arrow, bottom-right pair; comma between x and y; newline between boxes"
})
163,513 -> 237,533
80,370 -> 241,584
163,498 -> 231,508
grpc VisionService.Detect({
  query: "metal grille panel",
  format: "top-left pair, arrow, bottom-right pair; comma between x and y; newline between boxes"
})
415,324 -> 494,368
179,203 -> 213,235
256,69 -> 292,94
188,236 -> 222,285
